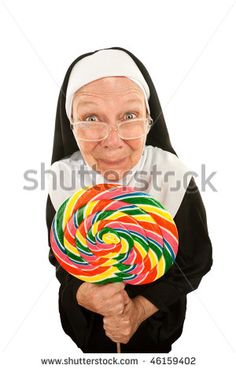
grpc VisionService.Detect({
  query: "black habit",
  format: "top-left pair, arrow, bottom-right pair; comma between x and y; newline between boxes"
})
46,47 -> 213,353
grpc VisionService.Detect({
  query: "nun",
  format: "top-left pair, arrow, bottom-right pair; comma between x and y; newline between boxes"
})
46,47 -> 213,353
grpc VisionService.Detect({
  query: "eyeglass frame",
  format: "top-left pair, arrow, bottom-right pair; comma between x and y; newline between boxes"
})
70,116 -> 153,142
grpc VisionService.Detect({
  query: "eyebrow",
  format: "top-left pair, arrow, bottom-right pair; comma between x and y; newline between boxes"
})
76,101 -> 99,107
77,97 -> 144,108
123,98 -> 144,105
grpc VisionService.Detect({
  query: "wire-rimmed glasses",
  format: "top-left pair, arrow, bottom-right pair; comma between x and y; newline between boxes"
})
70,117 -> 153,141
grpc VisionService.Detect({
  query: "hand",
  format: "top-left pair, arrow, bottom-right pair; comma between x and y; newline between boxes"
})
76,282 -> 128,316
103,296 -> 144,344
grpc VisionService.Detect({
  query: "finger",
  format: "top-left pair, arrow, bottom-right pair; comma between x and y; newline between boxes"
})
105,292 -> 126,314
101,282 -> 125,296
104,323 -> 121,332
104,325 -> 119,335
103,316 -> 121,329
119,303 -> 130,319
105,330 -> 122,343
105,302 -> 125,316
121,290 -> 130,305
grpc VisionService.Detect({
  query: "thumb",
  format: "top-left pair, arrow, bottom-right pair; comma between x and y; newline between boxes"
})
122,290 -> 130,305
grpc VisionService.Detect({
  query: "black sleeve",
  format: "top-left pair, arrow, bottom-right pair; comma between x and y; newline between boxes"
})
46,195 -> 91,349
128,177 -> 213,312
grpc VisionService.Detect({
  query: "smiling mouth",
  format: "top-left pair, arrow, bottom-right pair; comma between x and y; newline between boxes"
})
98,158 -> 128,167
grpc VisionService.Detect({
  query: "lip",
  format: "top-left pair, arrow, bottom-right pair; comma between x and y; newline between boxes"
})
98,157 -> 128,167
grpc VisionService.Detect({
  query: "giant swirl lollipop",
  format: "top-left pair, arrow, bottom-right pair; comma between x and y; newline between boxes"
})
50,183 -> 179,351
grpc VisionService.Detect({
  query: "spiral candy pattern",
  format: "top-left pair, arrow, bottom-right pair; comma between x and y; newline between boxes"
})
50,184 -> 178,285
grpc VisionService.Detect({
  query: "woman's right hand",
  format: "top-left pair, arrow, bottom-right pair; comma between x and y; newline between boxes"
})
76,282 -> 129,316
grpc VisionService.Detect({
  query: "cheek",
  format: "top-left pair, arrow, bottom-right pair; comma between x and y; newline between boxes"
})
127,138 -> 145,155
79,141 -> 97,153
78,141 -> 99,163
79,141 -> 98,154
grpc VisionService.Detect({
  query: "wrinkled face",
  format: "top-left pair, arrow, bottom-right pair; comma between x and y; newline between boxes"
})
72,77 -> 148,180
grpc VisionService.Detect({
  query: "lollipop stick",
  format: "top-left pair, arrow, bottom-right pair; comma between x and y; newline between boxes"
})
116,342 -> 121,353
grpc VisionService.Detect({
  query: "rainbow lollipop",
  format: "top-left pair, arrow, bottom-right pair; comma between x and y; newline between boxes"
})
50,183 -> 178,284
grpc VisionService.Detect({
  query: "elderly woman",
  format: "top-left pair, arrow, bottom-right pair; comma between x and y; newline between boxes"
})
46,47 -> 212,353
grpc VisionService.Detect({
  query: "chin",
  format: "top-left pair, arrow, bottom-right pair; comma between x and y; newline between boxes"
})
101,168 -> 129,181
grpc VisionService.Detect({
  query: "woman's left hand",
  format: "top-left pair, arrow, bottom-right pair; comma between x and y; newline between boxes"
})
103,296 -> 144,344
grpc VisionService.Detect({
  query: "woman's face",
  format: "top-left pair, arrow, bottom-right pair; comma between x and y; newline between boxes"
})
72,77 -> 147,180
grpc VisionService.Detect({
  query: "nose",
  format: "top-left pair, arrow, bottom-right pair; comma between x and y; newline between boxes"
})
101,125 -> 124,148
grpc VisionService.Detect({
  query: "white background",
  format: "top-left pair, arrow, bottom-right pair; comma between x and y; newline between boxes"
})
1,0 -> 236,368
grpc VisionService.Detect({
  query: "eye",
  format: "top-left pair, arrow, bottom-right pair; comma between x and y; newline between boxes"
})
84,115 -> 98,122
124,112 -> 137,120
